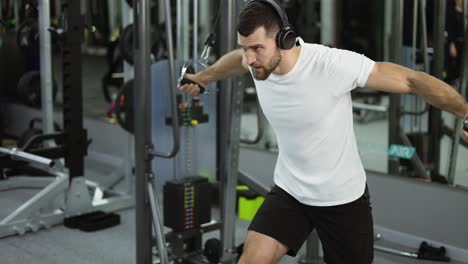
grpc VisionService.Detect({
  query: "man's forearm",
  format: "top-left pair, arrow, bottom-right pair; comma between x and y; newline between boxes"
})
198,49 -> 248,84
410,71 -> 468,118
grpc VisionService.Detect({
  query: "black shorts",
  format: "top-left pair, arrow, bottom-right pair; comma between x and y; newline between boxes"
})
248,185 -> 374,264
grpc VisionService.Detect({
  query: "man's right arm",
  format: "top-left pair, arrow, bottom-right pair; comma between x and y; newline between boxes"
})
179,49 -> 249,96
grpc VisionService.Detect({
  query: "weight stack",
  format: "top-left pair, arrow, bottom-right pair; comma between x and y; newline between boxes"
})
163,176 -> 211,232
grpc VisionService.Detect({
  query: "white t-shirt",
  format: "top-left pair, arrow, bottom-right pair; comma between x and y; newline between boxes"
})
251,42 -> 375,206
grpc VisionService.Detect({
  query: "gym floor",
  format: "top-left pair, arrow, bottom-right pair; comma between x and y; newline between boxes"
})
1,55 -> 466,264
0,188 -> 464,264
0,202 -> 465,264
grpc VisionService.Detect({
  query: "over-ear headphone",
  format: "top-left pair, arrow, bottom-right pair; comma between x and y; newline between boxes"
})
249,0 -> 297,50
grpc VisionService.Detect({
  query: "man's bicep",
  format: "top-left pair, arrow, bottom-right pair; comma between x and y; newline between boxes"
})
364,62 -> 413,94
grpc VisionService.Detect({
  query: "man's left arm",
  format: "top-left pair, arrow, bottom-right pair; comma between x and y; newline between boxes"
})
364,62 -> 468,140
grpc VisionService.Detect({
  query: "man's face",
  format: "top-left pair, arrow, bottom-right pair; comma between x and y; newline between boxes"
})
238,27 -> 282,80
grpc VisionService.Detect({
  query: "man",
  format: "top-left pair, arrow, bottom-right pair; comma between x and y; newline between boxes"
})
179,1 -> 468,263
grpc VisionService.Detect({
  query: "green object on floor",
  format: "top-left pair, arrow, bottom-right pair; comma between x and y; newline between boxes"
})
237,185 -> 264,221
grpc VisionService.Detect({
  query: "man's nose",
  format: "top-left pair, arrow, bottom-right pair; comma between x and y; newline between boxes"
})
245,51 -> 256,65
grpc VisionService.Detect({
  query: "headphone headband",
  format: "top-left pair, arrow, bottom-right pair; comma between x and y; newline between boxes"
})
247,0 -> 297,50
255,0 -> 290,28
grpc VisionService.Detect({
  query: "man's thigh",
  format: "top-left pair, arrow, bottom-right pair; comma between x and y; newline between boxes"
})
239,231 -> 288,264
247,185 -> 313,257
312,193 -> 374,264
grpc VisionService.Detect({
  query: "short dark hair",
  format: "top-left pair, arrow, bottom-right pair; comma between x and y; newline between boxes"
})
236,1 -> 282,38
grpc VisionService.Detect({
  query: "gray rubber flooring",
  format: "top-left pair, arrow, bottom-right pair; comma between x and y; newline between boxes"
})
0,184 -> 464,264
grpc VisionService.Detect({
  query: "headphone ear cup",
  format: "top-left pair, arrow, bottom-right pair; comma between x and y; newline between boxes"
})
277,28 -> 297,50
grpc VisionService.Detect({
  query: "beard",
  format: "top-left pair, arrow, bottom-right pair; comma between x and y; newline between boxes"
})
252,49 -> 282,80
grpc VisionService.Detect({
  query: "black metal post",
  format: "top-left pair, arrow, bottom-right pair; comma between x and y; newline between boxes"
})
134,0 -> 153,263
61,0 -> 88,178
388,0 -> 403,174
428,0 -> 446,178
219,1 -> 244,263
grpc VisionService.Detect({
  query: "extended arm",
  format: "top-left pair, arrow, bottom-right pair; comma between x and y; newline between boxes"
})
365,62 -> 468,118
179,49 -> 249,96
365,62 -> 468,141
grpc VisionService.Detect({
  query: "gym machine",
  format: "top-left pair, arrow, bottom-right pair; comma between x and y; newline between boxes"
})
386,0 -> 468,184
133,0 -> 325,263
447,4 -> 468,185
385,0 -> 432,180
0,0 -> 133,238
134,0 -> 234,262
372,0 -> 467,261
386,0 -> 431,181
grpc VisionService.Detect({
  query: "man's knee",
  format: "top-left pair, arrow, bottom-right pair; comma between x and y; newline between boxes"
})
238,251 -> 278,264
237,251 -> 272,264
237,231 -> 287,264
